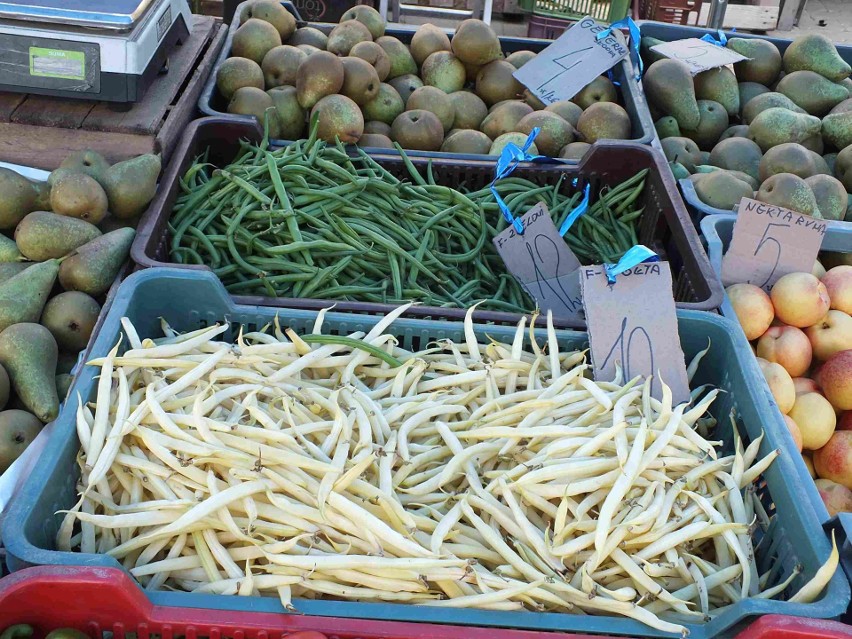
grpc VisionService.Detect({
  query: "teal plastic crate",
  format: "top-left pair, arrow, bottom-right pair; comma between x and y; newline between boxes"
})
701,212 -> 852,523
3,268 -> 848,639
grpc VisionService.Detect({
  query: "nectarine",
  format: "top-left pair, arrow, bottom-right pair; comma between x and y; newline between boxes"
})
756,326 -> 812,377
790,392 -> 837,450
822,265 -> 852,314
757,358 -> 796,415
815,478 -> 852,516
805,310 -> 852,361
814,431 -> 852,490
793,377 -> 821,396
727,283 -> 774,340
770,272 -> 831,328
821,350 -> 852,411
783,414 -> 803,452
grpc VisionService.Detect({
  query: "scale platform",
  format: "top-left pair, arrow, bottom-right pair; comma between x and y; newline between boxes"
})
0,0 -> 193,103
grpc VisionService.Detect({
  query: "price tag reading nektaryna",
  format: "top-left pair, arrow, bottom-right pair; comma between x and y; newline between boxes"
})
650,38 -> 748,75
512,16 -> 628,105
721,197 -> 826,292
581,261 -> 690,403
493,202 -> 584,322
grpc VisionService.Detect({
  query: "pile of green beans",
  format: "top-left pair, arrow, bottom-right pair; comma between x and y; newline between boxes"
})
168,127 -> 649,311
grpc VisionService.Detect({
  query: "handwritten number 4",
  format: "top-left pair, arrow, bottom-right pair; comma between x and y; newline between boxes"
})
537,46 -> 593,91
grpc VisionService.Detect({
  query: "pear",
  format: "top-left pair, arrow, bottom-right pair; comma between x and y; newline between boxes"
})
776,70 -> 848,116
375,36 -> 417,80
410,23 -> 451,67
296,51 -> 345,109
0,323 -> 58,423
40,291 -> 101,352
747,107 -> 821,152
694,67 -> 739,117
783,34 -> 852,83
0,168 -> 38,230
0,260 -> 60,332
643,59 -> 700,130
57,149 -> 111,187
728,38 -> 782,85
0,262 -> 29,284
0,410 -> 42,471
0,235 -> 23,263
14,211 -> 101,261
0,363 -> 7,410
59,228 -> 135,297
340,5 -> 385,40
102,154 -> 161,220
327,20 -> 372,57
267,86 -> 306,139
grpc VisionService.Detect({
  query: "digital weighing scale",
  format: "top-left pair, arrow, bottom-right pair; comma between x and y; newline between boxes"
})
0,0 -> 193,103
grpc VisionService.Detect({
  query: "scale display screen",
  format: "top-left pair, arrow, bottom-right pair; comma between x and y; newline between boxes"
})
29,47 -> 85,80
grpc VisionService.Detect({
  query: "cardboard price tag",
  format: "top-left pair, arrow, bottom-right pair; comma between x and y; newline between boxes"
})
512,16 -> 628,105
493,202 -> 584,322
721,197 -> 827,291
650,38 -> 748,75
581,261 -> 690,403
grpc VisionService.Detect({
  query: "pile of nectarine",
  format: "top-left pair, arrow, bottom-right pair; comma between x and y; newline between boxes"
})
727,265 -> 852,516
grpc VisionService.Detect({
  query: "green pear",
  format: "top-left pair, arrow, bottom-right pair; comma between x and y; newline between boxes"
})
777,70 -> 848,116
783,34 -> 852,83
0,234 -> 23,263
0,323 -> 58,423
0,260 -> 60,332
643,59 -> 701,130
59,228 -> 135,297
694,66 -> 740,117
821,111 -> 852,150
102,154 -> 161,220
0,168 -> 38,230
748,107 -> 821,151
14,211 -> 101,261
0,262 -> 30,284
728,38 -> 782,85
57,149 -> 111,187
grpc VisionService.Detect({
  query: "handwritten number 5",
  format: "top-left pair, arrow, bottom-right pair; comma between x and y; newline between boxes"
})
751,223 -> 788,288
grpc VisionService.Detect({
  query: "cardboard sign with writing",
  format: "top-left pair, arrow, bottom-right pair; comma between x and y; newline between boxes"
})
512,16 -> 628,105
721,197 -> 826,291
581,261 -> 690,403
650,38 -> 748,74
493,202 -> 584,322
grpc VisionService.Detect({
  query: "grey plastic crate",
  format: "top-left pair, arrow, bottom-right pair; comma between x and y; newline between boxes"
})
2,268 -> 848,639
636,22 -> 852,226
198,1 -> 655,162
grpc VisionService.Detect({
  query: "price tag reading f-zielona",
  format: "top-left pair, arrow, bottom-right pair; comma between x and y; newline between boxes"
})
512,16 -> 629,105
581,261 -> 690,403
721,197 -> 826,292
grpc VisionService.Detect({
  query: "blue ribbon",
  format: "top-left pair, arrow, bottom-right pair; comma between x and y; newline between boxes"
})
559,184 -> 590,236
595,16 -> 642,81
603,245 -> 659,284
700,29 -> 728,46
490,128 -> 545,234
490,129 -> 592,235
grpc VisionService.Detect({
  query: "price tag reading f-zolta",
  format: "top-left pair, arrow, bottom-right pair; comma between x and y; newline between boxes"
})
493,202 -> 584,322
721,197 -> 826,292
581,261 -> 690,403
650,38 -> 748,75
512,16 -> 628,105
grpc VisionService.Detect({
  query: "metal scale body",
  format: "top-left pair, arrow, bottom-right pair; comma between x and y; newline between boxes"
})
0,0 -> 192,102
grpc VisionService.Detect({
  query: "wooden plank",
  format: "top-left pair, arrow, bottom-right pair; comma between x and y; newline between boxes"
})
0,122 -> 154,171
10,95 -> 96,128
199,0 -> 223,17
697,3 -> 778,29
0,94 -> 25,122
156,23 -> 228,163
84,16 -> 217,135
776,0 -> 800,30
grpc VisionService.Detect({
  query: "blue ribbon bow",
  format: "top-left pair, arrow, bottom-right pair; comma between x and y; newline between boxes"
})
700,29 -> 729,47
603,245 -> 659,284
489,128 -> 590,235
595,16 -> 642,81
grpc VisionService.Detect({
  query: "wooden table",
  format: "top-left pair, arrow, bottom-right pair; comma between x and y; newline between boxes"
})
0,15 -> 226,171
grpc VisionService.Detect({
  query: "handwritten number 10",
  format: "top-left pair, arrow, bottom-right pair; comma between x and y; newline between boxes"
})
601,317 -> 654,382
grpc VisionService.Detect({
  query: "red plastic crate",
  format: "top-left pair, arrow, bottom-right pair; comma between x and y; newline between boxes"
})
734,616 -> 852,639
0,567 -> 622,639
638,0 -> 702,24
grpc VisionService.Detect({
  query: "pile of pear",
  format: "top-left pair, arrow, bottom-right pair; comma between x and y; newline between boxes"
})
0,149 -> 159,473
216,0 -> 635,157
644,33 -> 852,221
